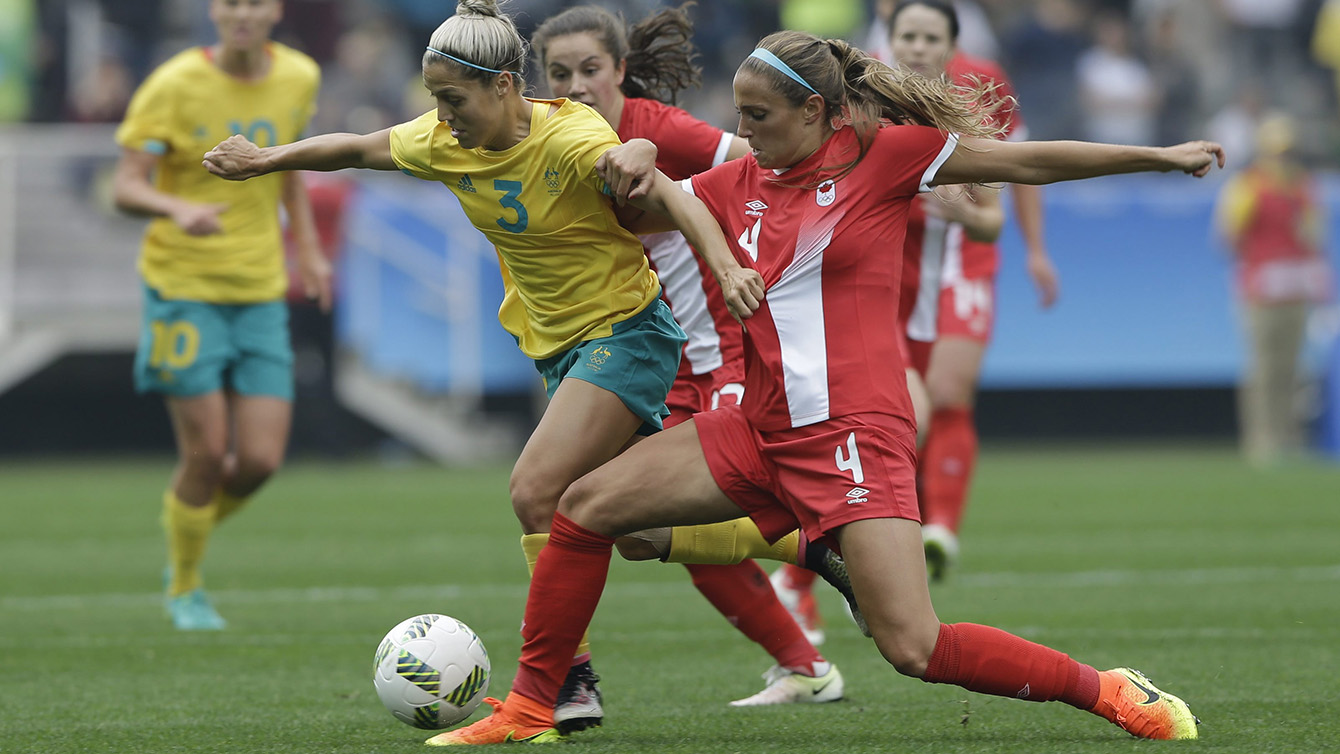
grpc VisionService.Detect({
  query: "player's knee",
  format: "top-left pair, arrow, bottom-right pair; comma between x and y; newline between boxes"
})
510,468 -> 565,532
869,620 -> 939,678
180,443 -> 229,483
613,536 -> 661,561
928,373 -> 975,409
234,449 -> 283,486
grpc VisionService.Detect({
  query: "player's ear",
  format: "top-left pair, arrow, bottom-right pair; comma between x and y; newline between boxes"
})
497,71 -> 515,97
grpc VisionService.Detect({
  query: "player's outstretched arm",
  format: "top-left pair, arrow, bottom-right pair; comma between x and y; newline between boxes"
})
203,129 -> 397,181
933,138 -> 1226,188
629,171 -> 765,322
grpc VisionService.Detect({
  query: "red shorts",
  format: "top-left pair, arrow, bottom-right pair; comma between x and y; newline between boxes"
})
937,275 -> 995,343
903,336 -> 933,376
695,406 -> 921,544
665,365 -> 746,428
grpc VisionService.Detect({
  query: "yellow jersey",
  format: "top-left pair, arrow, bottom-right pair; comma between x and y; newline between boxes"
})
389,98 -> 660,360
115,42 -> 320,303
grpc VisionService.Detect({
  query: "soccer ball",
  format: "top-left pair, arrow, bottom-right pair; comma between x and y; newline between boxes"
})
372,613 -> 491,729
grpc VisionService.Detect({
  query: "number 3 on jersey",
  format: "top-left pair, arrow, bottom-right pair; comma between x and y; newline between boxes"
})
835,432 -> 864,484
494,180 -> 528,233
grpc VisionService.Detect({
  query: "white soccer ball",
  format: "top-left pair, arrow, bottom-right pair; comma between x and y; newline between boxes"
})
372,613 -> 491,729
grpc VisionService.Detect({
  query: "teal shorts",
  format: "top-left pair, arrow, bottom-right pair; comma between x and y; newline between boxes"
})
535,298 -> 687,435
134,285 -> 294,400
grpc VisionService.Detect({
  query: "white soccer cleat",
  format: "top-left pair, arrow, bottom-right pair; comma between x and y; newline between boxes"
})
729,664 -> 844,707
921,523 -> 960,582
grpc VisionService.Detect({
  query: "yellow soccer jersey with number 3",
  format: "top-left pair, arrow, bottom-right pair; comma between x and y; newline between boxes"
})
115,43 -> 320,303
389,98 -> 660,360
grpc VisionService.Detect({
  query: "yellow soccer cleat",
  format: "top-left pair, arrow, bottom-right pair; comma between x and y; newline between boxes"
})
424,695 -> 563,746
1093,667 -> 1200,740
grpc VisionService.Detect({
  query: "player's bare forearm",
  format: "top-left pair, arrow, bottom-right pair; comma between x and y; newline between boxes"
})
938,138 -> 1225,186
634,174 -> 764,320
1010,183 -> 1047,251
205,129 -> 396,180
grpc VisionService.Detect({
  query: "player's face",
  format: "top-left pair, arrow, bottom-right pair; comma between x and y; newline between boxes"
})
423,62 -> 511,150
732,70 -> 821,169
889,4 -> 955,77
210,0 -> 283,52
543,33 -> 626,125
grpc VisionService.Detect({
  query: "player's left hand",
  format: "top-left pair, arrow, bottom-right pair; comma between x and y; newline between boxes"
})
297,249 -> 334,313
203,135 -> 265,181
597,139 -> 658,205
1026,250 -> 1059,309
1164,141 -> 1226,178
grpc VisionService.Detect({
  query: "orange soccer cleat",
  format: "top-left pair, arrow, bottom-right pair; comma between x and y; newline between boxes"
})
424,695 -> 563,746
1092,667 -> 1200,740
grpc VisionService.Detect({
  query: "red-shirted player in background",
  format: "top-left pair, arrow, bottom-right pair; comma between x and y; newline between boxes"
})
531,3 -> 842,707
425,27 -> 1220,747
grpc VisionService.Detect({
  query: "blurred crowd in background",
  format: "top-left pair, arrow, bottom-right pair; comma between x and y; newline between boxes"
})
6,0 -> 1340,167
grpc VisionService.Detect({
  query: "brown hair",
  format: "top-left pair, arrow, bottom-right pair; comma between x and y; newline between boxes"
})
424,0 -> 528,84
743,31 -> 1007,186
532,2 -> 702,105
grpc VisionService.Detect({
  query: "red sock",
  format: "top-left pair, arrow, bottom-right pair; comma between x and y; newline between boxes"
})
778,563 -> 817,590
685,561 -> 824,672
922,623 -> 1101,710
511,513 -> 615,706
920,407 -> 978,531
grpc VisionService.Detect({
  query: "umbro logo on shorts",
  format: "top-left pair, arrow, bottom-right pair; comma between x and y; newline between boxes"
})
845,487 -> 869,504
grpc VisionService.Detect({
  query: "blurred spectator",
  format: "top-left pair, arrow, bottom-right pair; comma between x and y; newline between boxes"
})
1145,9 -> 1199,145
1217,0 -> 1310,88
1312,0 -> 1340,103
313,15 -> 415,135
1001,0 -> 1087,140
1208,81 -> 1268,166
1076,12 -> 1157,145
1213,113 -> 1334,466
0,0 -> 34,122
68,55 -> 132,123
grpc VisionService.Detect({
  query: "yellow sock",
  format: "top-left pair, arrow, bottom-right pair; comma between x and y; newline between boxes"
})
666,518 -> 799,565
521,533 -> 592,660
162,490 -> 217,597
212,490 -> 249,523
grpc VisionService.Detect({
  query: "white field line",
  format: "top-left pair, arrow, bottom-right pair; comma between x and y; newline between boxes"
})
3,564 -> 1338,614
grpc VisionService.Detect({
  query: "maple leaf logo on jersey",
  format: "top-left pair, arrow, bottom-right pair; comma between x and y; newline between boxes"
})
744,199 -> 768,218
816,180 -> 836,207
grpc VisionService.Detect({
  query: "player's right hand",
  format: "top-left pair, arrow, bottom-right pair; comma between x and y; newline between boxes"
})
171,202 -> 228,236
203,135 -> 264,181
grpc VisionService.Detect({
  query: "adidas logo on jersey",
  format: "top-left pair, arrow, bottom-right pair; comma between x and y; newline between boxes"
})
457,174 -> 477,193
744,199 -> 768,217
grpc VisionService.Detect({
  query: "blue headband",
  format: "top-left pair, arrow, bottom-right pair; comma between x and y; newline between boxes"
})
426,46 -> 506,75
749,48 -> 818,95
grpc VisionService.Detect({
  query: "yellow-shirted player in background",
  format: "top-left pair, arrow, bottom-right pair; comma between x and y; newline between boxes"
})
112,0 -> 331,631
202,0 -> 773,733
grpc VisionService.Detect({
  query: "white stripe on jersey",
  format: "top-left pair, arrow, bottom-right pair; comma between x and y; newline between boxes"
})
907,215 -> 950,343
712,133 -> 735,166
643,230 -> 723,375
770,211 -> 843,426
919,133 -> 961,192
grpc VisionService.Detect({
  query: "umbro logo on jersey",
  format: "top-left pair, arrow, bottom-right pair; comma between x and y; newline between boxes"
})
457,174 -> 477,193
744,199 -> 768,217
845,487 -> 869,504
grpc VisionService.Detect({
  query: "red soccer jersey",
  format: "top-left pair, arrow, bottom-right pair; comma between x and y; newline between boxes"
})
944,53 -> 1025,281
618,97 -> 742,377
686,125 -> 957,431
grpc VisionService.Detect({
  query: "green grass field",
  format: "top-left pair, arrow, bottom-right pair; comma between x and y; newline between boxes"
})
1,446 -> 1337,753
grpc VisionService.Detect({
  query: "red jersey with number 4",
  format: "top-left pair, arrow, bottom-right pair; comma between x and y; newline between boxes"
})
944,53 -> 1025,281
686,125 -> 957,431
617,97 -> 742,377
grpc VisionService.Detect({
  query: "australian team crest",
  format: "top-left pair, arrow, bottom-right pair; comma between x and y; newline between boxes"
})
816,179 -> 836,207
544,166 -> 561,196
